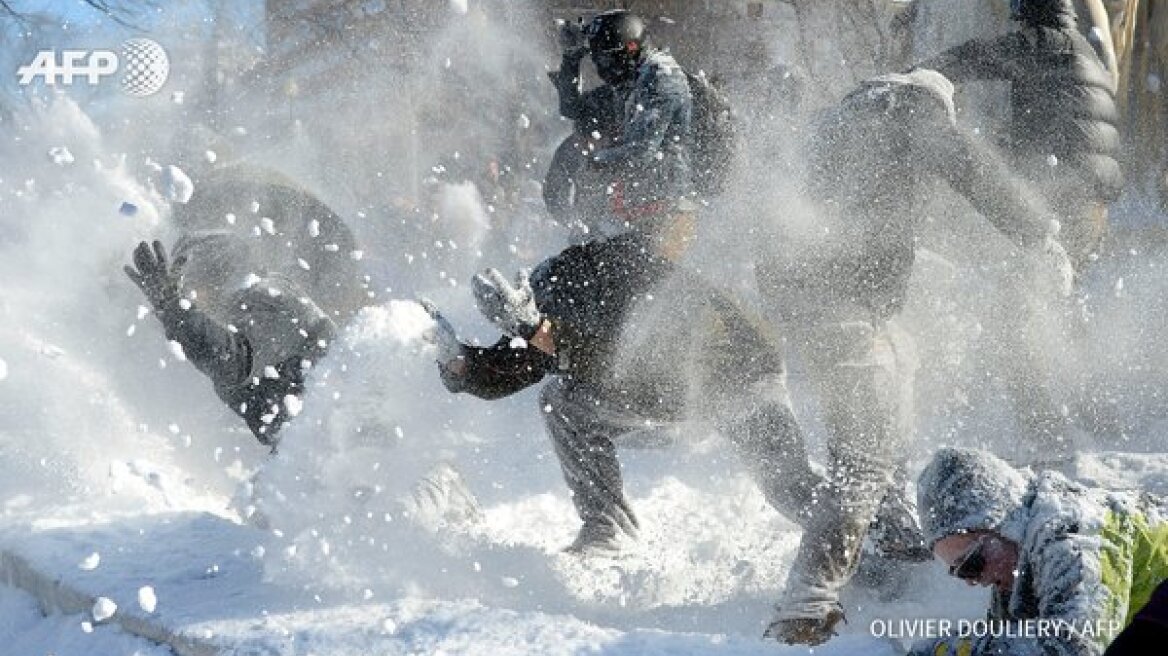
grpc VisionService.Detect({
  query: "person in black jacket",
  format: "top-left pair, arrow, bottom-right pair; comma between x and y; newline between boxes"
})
916,0 -> 1122,276
914,0 -> 1122,468
421,231 -> 812,554
125,238 -> 335,449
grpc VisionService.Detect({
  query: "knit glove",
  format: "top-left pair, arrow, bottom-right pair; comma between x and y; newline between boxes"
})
124,240 -> 187,311
472,268 -> 542,339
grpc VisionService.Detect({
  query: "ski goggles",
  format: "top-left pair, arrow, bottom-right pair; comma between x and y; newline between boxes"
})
949,535 -> 990,581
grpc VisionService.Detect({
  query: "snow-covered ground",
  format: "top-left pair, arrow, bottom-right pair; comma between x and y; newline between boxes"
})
2,4 -> 1168,655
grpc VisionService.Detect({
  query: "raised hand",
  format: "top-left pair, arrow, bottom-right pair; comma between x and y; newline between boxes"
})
471,267 -> 542,339
124,240 -> 187,310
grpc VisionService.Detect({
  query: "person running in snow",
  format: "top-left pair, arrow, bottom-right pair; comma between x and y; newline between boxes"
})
913,0 -> 1123,467
756,69 -> 1072,646
420,231 -> 809,554
125,238 -> 335,448
910,446 -> 1168,656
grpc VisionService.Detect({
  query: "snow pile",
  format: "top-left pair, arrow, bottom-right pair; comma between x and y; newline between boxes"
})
243,300 -> 489,591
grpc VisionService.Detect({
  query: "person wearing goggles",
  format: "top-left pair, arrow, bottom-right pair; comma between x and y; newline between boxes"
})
909,447 -> 1168,656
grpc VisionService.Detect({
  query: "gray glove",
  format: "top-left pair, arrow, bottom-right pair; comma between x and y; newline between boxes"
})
472,268 -> 542,339
418,298 -> 463,366
124,240 -> 187,310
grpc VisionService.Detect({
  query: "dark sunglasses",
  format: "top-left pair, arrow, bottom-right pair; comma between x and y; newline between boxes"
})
949,536 -> 989,581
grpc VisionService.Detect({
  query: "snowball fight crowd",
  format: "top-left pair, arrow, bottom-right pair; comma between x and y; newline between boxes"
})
123,2 -> 1168,654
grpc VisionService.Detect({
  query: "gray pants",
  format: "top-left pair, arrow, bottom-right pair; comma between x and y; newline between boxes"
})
771,310 -> 918,621
540,372 -> 816,540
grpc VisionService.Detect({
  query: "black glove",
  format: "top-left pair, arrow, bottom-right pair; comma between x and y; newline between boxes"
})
472,267 -> 543,339
124,240 -> 187,310
556,18 -> 588,59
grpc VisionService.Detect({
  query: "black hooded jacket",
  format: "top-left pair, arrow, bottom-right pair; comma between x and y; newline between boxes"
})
919,0 -> 1122,202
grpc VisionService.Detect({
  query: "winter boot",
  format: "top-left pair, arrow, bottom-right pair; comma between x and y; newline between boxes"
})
763,604 -> 846,646
563,517 -> 625,555
867,490 -> 932,562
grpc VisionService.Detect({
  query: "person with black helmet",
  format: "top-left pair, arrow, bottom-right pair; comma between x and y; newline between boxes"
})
913,0 -> 1122,469
124,238 -> 336,449
547,9 -> 698,259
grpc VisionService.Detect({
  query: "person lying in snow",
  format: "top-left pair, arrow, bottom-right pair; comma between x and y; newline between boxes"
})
125,238 -> 334,448
910,447 -> 1168,656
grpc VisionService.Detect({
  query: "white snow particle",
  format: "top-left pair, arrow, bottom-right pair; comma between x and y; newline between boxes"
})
92,597 -> 117,622
297,258 -> 311,271
178,298 -> 192,311
204,150 -> 218,164
308,219 -> 320,237
260,217 -> 277,235
81,621 -> 93,633
161,165 -> 194,203
137,305 -> 150,320
244,273 -> 262,287
249,200 -> 261,214
126,324 -> 136,337
350,250 -> 364,261
78,552 -> 101,570
324,243 -> 340,252
1046,153 -> 1059,167
138,586 -> 157,613
449,0 -> 468,14
168,340 -> 187,362
501,576 -> 519,588
283,394 -> 303,417
382,618 -> 397,634
225,212 -> 236,225
263,366 -> 280,380
0,357 -> 7,381
48,146 -> 75,166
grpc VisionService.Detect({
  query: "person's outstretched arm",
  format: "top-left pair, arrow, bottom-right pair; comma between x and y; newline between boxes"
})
420,299 -> 553,401
124,240 -> 251,389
